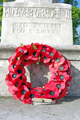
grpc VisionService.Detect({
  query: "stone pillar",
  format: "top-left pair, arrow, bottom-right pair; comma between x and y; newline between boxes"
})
1,1 -> 73,45
16,0 -> 52,4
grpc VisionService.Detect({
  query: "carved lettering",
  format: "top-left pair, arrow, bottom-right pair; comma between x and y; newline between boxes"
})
13,23 -> 61,34
3,7 -> 71,19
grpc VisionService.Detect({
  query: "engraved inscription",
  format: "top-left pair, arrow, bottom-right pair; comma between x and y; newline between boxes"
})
13,23 -> 61,34
3,7 -> 71,19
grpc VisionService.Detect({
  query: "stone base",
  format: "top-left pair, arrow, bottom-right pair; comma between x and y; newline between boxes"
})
0,97 -> 80,120
0,43 -> 80,96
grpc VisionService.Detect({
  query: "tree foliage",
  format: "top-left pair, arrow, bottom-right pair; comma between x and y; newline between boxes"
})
0,0 -> 14,39
63,0 -> 80,44
64,0 -> 78,6
0,5 -> 2,37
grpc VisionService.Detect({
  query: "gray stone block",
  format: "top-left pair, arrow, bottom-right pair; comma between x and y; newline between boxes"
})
0,97 -> 80,120
1,1 -> 73,45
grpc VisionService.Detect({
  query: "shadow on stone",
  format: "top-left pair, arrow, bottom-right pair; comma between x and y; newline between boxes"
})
27,62 -> 50,88
56,96 -> 80,104
26,60 -> 80,103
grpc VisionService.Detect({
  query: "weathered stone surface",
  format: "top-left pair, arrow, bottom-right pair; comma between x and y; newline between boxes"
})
0,60 -> 11,96
0,97 -> 80,120
16,0 -> 52,4
1,2 -> 73,45
0,44 -> 80,60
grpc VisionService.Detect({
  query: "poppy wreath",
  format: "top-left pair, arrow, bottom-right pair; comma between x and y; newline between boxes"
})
5,43 -> 72,104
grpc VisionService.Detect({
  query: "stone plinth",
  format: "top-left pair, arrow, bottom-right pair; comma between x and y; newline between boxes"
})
16,0 -> 52,3
0,44 -> 80,96
1,1 -> 73,45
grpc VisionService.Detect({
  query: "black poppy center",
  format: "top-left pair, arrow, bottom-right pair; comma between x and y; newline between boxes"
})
42,100 -> 45,103
53,79 -> 57,81
42,49 -> 46,53
50,59 -> 52,63
12,58 -> 14,61
19,76 -> 22,80
20,50 -> 24,53
36,89 -> 39,92
56,84 -> 61,89
21,90 -> 26,95
41,94 -> 44,96
24,51 -> 29,56
49,91 -> 54,96
49,52 -> 54,57
17,69 -> 22,74
60,75 -> 64,80
59,66 -> 64,70
33,52 -> 37,57
13,64 -> 16,69
52,98 -> 56,100
66,70 -> 69,74
30,94 -> 34,99
24,59 -> 28,62
55,58 -> 60,62
44,56 -> 48,59
20,63 -> 23,66
28,88 -> 31,91
15,82 -> 19,87
43,46 -> 47,49
55,73 -> 58,76
43,88 -> 45,91
12,74 -> 17,78
22,83 -> 26,86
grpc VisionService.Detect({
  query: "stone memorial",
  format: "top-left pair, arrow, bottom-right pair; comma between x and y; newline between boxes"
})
1,0 -> 80,98
1,0 -> 73,45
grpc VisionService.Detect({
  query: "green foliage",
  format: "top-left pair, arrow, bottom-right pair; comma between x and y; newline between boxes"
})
0,0 -> 15,3
0,5 -> 3,37
64,0 -> 78,6
72,6 -> 80,44
63,0 -> 80,44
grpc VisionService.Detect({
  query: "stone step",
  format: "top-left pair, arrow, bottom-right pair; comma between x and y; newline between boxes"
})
0,97 -> 80,120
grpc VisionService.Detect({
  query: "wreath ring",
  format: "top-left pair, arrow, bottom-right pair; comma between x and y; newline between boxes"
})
5,43 -> 72,104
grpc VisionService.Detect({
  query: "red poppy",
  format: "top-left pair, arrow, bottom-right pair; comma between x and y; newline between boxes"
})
5,74 -> 13,87
43,47 -> 57,65
50,62 -> 68,73
8,55 -> 18,65
8,87 -> 17,95
15,46 -> 28,57
17,85 -> 29,101
56,87 -> 68,101
50,71 -> 70,82
60,87 -> 68,98
44,83 -> 59,98
49,81 -> 65,93
34,87 -> 44,93
8,63 -> 24,73
10,77 -> 26,91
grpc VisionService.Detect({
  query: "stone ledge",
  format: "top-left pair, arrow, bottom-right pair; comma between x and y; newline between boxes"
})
0,97 -> 80,120
0,44 -> 80,50
0,44 -> 80,60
